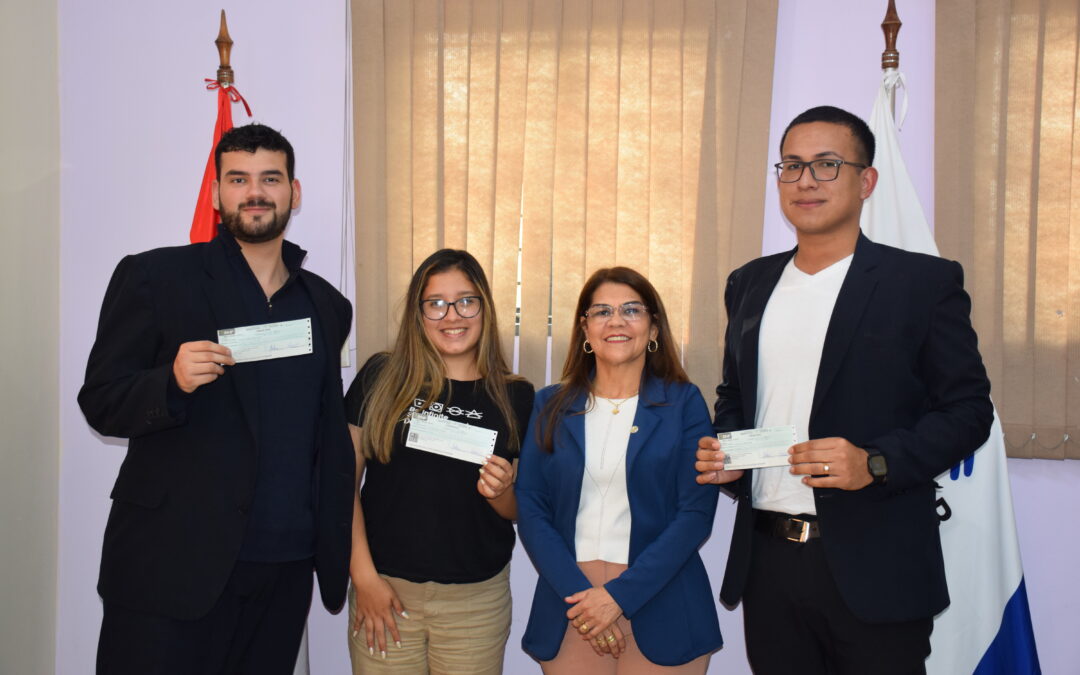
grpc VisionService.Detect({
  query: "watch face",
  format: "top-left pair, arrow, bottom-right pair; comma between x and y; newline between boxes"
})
869,454 -> 888,477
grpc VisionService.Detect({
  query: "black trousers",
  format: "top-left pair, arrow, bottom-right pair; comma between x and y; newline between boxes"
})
97,558 -> 314,675
743,525 -> 932,675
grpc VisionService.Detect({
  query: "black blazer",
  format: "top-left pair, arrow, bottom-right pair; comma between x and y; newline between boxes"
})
79,235 -> 354,620
715,234 -> 992,623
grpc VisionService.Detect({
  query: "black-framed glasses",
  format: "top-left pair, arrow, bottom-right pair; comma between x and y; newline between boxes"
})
583,302 -> 650,323
420,296 -> 483,320
774,158 -> 868,183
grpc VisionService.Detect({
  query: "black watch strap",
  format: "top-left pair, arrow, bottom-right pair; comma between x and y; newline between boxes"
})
866,449 -> 888,485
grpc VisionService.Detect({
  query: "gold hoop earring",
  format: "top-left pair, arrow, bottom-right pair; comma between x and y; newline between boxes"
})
647,339 -> 658,353
583,340 -> 594,354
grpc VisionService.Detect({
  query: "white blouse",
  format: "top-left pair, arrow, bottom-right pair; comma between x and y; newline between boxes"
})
575,395 -> 637,564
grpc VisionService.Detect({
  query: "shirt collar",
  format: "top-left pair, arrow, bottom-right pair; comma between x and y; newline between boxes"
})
215,223 -> 307,276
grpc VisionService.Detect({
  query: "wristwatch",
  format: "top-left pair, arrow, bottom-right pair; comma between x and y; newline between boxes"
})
866,449 -> 888,485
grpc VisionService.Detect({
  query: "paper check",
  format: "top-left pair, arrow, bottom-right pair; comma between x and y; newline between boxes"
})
719,425 -> 797,470
217,318 -> 313,363
406,412 -> 497,465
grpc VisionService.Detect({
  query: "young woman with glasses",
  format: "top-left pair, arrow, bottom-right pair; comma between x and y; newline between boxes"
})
516,267 -> 722,673
344,249 -> 534,674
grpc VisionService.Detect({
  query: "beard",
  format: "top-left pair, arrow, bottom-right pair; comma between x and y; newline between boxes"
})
219,197 -> 292,244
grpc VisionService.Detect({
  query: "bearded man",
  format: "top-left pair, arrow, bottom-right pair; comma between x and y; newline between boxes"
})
79,124 -> 354,674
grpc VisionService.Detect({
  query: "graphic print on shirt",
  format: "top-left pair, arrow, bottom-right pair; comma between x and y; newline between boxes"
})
404,398 -> 497,465
407,398 -> 485,422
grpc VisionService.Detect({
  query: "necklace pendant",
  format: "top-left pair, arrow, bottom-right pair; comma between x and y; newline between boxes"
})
611,408 -> 620,415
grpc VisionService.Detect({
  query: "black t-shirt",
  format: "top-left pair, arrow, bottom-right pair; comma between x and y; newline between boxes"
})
345,354 -> 535,583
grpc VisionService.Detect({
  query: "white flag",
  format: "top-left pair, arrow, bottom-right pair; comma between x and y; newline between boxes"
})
861,69 -> 1040,675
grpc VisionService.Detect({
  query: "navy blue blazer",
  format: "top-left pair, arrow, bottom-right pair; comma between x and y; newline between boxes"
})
715,234 -> 993,623
517,377 -> 722,666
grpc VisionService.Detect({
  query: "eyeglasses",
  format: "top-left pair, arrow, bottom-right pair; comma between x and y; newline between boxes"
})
774,158 -> 868,183
583,302 -> 650,323
420,296 -> 482,320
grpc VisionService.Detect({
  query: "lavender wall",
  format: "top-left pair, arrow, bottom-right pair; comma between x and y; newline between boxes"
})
54,1 -> 1078,674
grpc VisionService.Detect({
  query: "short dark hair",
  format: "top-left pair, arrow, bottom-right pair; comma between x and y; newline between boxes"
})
214,123 -> 296,181
780,106 -> 875,165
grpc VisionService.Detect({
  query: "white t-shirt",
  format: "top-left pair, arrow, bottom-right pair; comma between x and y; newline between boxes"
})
575,395 -> 637,564
752,254 -> 852,516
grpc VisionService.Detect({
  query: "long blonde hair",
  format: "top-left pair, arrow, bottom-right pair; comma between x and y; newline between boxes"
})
361,249 -> 523,463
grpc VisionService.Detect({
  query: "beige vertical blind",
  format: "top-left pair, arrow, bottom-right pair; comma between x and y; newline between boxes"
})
351,0 -> 777,391
937,0 -> 1079,459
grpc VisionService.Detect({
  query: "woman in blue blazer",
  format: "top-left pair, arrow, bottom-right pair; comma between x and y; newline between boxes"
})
517,267 -> 721,673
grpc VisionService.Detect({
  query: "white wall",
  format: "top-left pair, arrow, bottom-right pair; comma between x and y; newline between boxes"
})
0,1 -> 60,673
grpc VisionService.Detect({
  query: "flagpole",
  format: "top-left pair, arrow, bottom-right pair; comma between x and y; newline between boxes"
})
881,0 -> 901,117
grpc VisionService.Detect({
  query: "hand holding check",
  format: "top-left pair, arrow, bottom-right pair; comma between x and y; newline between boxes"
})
788,437 -> 872,490
694,436 -> 745,485
172,341 -> 234,393
696,431 -> 872,491
477,455 -> 514,499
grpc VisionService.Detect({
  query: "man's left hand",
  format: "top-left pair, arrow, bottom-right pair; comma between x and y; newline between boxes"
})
789,437 -> 872,490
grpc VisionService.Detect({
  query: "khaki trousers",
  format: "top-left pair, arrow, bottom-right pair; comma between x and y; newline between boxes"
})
347,564 -> 511,675
540,561 -> 710,675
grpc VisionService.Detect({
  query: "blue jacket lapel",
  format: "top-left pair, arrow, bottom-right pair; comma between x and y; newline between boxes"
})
626,377 -> 667,473
565,377 -> 673,482
563,388 -> 589,459
565,377 -> 666,475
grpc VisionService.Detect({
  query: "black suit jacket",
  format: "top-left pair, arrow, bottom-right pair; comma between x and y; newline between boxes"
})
715,234 -> 992,623
79,234 -> 355,620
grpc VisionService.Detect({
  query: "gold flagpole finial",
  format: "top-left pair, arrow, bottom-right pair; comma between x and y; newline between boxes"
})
215,10 -> 235,85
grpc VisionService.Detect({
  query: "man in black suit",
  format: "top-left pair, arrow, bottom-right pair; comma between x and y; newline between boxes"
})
695,106 -> 993,674
79,124 -> 354,674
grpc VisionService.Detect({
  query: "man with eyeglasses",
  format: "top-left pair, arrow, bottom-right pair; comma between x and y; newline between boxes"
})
695,106 -> 992,674
79,124 -> 354,674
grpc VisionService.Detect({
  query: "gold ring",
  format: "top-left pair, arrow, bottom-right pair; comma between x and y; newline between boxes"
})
606,635 -> 616,643
578,622 -> 590,634
596,637 -> 605,646
823,464 -> 830,473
